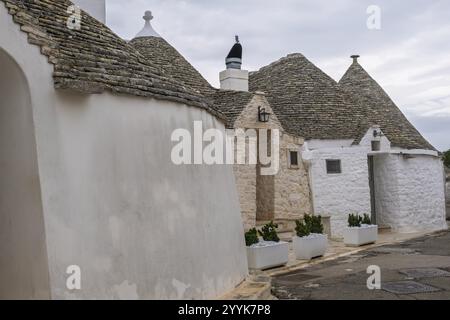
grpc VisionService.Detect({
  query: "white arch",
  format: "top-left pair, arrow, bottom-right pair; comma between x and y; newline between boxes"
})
0,48 -> 50,299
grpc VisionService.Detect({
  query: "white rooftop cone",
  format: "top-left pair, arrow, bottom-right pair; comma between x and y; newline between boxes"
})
134,11 -> 161,38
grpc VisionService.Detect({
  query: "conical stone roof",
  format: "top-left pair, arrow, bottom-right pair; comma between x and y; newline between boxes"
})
130,36 -> 214,96
1,0 -> 214,112
339,59 -> 435,150
249,53 -> 368,141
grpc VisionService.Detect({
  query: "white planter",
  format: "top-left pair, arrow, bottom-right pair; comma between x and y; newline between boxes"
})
246,241 -> 289,270
344,225 -> 378,246
293,234 -> 328,260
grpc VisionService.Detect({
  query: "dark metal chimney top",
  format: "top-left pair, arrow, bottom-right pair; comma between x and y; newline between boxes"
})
351,55 -> 360,63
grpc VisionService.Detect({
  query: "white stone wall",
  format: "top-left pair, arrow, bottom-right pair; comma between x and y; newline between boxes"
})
446,173 -> 450,219
374,154 -> 447,233
1,5 -> 248,300
373,154 -> 399,228
0,48 -> 50,299
306,146 -> 372,238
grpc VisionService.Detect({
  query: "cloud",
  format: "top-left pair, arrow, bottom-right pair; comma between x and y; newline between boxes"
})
106,0 -> 450,151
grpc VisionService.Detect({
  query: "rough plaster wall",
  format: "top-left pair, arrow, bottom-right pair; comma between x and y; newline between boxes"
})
274,134 -> 312,221
373,154 -> 400,228
309,147 -> 372,237
0,48 -> 50,299
1,5 -> 248,299
446,178 -> 450,219
374,154 -> 447,233
46,93 -> 249,299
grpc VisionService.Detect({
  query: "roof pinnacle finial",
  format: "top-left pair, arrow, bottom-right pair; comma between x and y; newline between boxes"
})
143,11 -> 153,22
351,55 -> 360,63
134,10 -> 161,38
235,35 -> 240,43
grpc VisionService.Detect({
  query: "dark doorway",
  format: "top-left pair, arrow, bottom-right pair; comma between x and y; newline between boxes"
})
367,156 -> 377,224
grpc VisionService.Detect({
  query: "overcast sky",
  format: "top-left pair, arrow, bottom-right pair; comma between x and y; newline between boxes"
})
106,0 -> 450,151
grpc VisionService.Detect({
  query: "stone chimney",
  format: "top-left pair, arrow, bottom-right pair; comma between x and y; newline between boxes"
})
72,0 -> 106,24
220,36 -> 249,92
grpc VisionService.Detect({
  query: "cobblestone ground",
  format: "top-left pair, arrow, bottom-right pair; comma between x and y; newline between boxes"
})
272,230 -> 450,300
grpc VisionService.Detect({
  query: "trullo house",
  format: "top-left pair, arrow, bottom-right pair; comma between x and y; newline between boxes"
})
0,0 -> 248,299
0,0 -> 447,300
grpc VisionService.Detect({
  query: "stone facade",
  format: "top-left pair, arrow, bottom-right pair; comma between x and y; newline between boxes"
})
274,133 -> 312,221
232,93 -> 312,230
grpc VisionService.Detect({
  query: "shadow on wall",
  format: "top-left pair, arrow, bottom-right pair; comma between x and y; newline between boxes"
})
0,48 -> 51,299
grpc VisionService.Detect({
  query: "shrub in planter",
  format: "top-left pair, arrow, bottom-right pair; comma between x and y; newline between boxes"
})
258,221 -> 280,242
293,214 -> 328,260
348,213 -> 362,227
245,228 -> 259,247
246,222 -> 288,270
362,214 -> 372,225
344,213 -> 378,247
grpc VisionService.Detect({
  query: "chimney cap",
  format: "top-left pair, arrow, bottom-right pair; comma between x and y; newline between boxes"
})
351,54 -> 360,63
226,36 -> 243,69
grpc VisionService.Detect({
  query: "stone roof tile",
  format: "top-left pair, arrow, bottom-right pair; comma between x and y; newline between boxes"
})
249,53 -> 367,141
1,0 -> 222,117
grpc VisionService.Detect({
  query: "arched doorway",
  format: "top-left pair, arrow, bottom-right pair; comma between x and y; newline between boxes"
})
0,48 -> 50,299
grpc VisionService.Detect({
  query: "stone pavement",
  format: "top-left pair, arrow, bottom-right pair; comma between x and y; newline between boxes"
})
272,230 -> 450,300
265,228 -> 432,277
224,228 -> 442,299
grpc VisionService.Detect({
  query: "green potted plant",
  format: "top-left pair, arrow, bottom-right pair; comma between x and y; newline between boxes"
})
293,214 -> 328,260
344,213 -> 378,246
245,222 -> 289,270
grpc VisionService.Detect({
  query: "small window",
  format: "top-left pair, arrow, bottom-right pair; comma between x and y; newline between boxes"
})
326,160 -> 341,174
289,151 -> 299,167
371,141 -> 381,151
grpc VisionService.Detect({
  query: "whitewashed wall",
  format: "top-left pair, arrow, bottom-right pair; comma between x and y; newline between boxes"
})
446,176 -> 450,219
306,146 -> 372,238
1,5 -> 248,300
374,154 -> 447,233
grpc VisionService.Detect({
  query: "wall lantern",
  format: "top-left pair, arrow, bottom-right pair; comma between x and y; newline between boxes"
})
373,130 -> 385,138
258,106 -> 270,123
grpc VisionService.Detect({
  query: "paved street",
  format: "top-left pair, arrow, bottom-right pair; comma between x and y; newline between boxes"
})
272,230 -> 450,300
